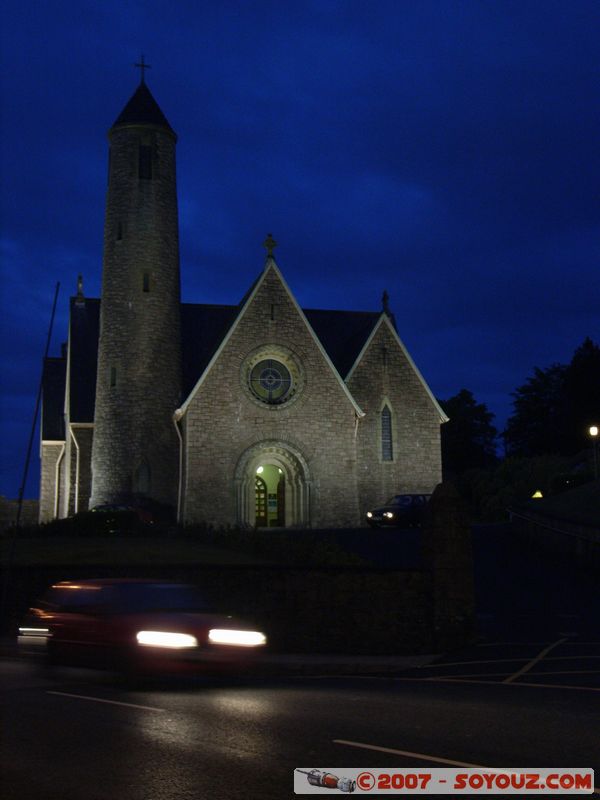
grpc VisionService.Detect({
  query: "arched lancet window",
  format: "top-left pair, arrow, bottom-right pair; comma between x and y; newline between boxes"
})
381,405 -> 393,461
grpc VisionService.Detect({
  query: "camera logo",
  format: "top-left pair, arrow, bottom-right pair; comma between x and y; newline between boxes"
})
296,769 -> 356,793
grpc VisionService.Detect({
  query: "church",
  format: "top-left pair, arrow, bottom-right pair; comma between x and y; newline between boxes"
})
39,77 -> 448,529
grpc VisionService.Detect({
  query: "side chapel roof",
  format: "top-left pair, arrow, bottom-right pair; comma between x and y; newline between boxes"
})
68,297 -> 100,422
42,295 -> 100,439
303,308 -> 382,379
41,357 -> 66,440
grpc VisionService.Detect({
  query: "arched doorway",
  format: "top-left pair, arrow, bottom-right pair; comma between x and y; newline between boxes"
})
235,441 -> 311,528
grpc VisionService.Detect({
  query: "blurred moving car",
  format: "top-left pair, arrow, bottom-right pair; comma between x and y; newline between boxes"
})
366,494 -> 431,528
18,579 -> 267,676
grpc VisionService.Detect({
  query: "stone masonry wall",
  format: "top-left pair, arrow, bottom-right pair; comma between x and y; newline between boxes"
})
58,428 -> 83,517
183,265 -> 361,528
71,426 -> 94,512
422,483 -> 475,650
91,123 -> 181,510
348,319 -> 443,516
39,443 -> 63,522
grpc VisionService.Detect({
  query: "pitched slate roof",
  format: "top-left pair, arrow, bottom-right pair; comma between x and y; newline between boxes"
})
54,295 -> 383,432
304,308 -> 381,378
112,82 -> 176,136
181,303 -> 239,398
41,357 -> 66,440
180,302 -> 382,399
68,297 -> 100,422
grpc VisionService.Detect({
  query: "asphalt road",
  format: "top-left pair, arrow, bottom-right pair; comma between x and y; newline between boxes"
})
2,524 -> 599,799
1,654 -> 598,800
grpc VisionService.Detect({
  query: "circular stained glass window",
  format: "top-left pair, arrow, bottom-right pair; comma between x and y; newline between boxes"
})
249,359 -> 292,404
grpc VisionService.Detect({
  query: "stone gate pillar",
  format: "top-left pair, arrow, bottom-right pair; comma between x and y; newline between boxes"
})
422,482 -> 475,651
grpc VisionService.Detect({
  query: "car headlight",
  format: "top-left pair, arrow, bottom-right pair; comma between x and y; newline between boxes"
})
136,631 -> 198,649
366,511 -> 373,518
18,626 -> 51,646
208,629 -> 267,647
19,626 -> 50,636
384,511 -> 394,518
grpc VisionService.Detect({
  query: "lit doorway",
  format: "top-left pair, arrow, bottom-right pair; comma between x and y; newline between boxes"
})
254,465 -> 285,527
235,441 -> 310,528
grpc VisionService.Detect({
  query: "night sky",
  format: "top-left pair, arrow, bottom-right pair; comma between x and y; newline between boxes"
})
1,1 -> 599,500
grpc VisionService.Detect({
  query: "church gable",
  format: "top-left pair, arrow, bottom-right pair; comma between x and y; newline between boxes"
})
347,314 -> 448,423
179,258 -> 365,527
179,258 -> 363,417
347,313 -> 446,509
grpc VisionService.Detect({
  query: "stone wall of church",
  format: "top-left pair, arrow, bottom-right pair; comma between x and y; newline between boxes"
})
348,319 -> 443,516
39,428 -> 96,521
39,443 -> 64,523
71,426 -> 94,513
57,433 -> 74,519
91,122 -> 181,510
182,267 -> 362,528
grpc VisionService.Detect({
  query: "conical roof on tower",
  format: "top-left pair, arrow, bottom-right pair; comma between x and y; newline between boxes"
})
111,81 -> 176,136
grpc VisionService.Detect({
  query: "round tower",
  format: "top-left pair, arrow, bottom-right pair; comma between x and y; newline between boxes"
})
90,78 -> 182,511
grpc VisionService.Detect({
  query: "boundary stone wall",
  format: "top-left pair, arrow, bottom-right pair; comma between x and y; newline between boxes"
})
2,485 -> 475,653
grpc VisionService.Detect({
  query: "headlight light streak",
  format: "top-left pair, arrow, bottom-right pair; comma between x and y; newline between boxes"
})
208,629 -> 267,647
19,627 -> 50,634
136,631 -> 198,649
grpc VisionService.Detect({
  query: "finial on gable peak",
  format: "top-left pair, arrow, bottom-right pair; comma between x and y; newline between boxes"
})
263,233 -> 277,258
382,289 -> 390,314
75,274 -> 85,306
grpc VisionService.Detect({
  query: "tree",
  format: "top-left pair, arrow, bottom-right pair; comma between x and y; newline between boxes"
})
560,337 -> 600,453
440,389 -> 498,476
505,338 -> 600,457
503,364 -> 567,457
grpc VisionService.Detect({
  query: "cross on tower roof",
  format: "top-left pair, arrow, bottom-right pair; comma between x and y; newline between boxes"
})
134,55 -> 151,84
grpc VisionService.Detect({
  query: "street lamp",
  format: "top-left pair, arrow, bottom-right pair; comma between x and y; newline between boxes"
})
590,426 -> 599,480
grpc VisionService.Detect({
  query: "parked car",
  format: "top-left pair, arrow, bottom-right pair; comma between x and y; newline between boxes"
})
18,579 -> 267,676
366,494 -> 431,528
90,504 -> 154,530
